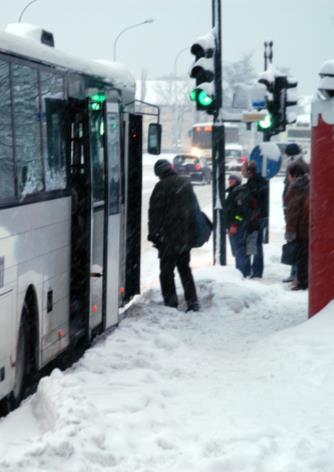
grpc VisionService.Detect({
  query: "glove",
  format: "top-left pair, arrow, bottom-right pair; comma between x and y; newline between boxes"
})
229,224 -> 238,236
285,231 -> 296,242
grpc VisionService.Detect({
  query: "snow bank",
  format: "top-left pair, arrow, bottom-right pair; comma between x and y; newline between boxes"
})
0,177 -> 332,472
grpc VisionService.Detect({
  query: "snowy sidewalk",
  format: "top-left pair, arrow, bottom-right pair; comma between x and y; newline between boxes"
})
1,177 -> 334,472
2,261 -> 331,472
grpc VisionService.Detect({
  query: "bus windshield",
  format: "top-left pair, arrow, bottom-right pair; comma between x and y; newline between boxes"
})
287,129 -> 311,140
191,123 -> 239,150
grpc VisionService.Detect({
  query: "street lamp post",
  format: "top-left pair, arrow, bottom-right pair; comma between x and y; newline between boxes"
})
113,19 -> 154,61
173,47 -> 189,149
18,0 -> 39,22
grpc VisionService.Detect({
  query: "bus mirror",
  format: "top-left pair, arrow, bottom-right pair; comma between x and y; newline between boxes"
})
148,123 -> 162,155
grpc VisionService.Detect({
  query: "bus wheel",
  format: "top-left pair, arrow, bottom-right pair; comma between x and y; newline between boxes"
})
11,313 -> 28,409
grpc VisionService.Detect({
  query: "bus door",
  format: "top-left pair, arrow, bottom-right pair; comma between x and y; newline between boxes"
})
68,98 -> 91,341
123,113 -> 142,303
104,102 -> 122,329
88,101 -> 108,335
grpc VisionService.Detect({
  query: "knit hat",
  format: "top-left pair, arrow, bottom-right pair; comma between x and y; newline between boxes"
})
228,174 -> 242,184
285,143 -> 302,157
154,159 -> 172,177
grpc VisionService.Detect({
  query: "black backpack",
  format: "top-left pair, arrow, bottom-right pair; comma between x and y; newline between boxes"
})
192,209 -> 213,248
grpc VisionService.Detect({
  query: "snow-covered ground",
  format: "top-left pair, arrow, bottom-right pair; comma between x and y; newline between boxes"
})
1,175 -> 333,472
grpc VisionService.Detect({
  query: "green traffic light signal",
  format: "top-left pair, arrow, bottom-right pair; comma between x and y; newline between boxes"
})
257,114 -> 273,131
190,88 -> 214,109
197,89 -> 213,107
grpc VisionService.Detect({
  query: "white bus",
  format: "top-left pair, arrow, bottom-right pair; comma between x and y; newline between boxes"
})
190,121 -> 254,159
0,23 -> 160,412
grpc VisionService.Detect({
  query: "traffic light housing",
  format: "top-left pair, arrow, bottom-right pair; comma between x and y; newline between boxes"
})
257,72 -> 298,138
285,76 -> 298,126
257,71 -> 275,137
189,31 -> 216,114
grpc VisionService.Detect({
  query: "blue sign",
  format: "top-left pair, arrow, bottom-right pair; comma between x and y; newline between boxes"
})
249,143 -> 282,179
252,100 -> 266,109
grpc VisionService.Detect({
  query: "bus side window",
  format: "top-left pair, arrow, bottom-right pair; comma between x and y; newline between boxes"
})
107,113 -> 121,215
0,60 -> 15,200
90,110 -> 105,203
12,64 -> 44,196
40,72 -> 67,191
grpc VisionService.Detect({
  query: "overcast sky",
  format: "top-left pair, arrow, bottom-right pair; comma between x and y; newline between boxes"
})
1,0 -> 333,95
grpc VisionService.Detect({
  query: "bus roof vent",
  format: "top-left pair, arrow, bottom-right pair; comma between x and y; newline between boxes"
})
5,23 -> 55,48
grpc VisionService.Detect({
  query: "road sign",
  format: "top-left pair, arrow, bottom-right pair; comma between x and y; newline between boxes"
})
242,110 -> 267,122
249,142 -> 282,179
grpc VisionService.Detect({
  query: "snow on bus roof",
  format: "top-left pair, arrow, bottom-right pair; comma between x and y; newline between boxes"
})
1,23 -> 135,92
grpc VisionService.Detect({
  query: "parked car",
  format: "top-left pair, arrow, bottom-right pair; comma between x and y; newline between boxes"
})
173,154 -> 212,184
225,143 -> 248,172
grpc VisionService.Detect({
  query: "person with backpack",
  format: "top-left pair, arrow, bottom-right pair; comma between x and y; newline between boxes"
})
242,161 -> 269,278
225,174 -> 252,277
148,159 -> 199,312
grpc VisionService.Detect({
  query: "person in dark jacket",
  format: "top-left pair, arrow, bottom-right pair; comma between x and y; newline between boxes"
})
282,143 -> 310,205
242,161 -> 269,278
148,159 -> 199,311
282,143 -> 310,283
285,162 -> 309,290
225,174 -> 252,277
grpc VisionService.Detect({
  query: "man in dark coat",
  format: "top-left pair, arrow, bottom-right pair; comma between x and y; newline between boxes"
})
282,143 -> 310,207
285,162 -> 309,290
242,161 -> 269,278
225,174 -> 252,277
148,159 -> 199,311
282,143 -> 310,283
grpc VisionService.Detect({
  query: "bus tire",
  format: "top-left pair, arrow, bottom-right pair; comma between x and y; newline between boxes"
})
10,311 -> 29,410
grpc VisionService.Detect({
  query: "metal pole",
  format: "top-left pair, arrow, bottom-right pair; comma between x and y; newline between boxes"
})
212,0 -> 226,265
113,19 -> 154,61
18,0 -> 39,22
262,40 -> 273,243
173,47 -> 189,149
264,40 -> 273,71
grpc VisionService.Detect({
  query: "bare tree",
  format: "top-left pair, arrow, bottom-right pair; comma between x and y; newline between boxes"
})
140,69 -> 148,103
224,53 -> 256,108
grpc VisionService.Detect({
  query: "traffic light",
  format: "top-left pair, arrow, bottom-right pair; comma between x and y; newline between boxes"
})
257,72 -> 298,138
272,75 -> 298,133
189,31 -> 216,114
285,76 -> 298,126
257,114 -> 274,132
257,71 -> 275,137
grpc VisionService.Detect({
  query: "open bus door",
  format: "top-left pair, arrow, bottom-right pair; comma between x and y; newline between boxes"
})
68,98 -> 91,342
103,102 -> 123,329
123,113 -> 142,302
68,97 -> 123,340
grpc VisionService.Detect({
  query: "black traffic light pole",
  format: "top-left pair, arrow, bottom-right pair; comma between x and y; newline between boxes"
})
264,40 -> 273,72
261,41 -> 274,243
263,40 -> 273,142
212,0 -> 226,265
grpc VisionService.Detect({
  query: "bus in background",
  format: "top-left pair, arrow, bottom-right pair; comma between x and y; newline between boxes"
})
0,23 -> 160,413
191,122 -> 238,158
190,122 -> 252,170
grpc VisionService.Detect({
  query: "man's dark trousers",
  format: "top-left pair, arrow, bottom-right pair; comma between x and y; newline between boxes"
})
251,221 -> 264,278
159,250 -> 197,308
